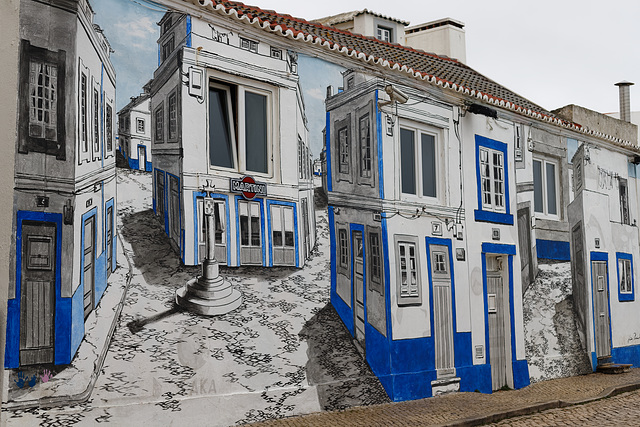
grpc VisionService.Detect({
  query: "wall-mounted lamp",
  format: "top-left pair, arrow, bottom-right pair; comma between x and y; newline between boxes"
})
63,199 -> 74,225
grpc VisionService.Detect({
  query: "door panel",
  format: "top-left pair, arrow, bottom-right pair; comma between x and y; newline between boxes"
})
430,244 -> 454,377
239,201 -> 262,265
83,216 -> 95,319
592,260 -> 611,358
352,231 -> 365,353
517,208 -> 532,292
20,222 -> 56,365
488,274 -> 508,390
138,146 -> 146,171
106,205 -> 113,276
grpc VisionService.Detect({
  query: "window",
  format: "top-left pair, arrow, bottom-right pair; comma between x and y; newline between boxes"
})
270,47 -> 282,59
620,178 -> 630,225
136,118 -> 145,134
81,73 -> 88,153
377,25 -> 392,42
161,36 -> 175,63
359,114 -> 371,178
208,81 -> 271,174
617,253 -> 634,302
240,37 -> 258,53
369,230 -> 382,293
161,16 -> 172,34
514,124 -> 523,163
271,204 -> 295,266
239,200 -> 262,264
154,103 -> 164,143
19,41 -> 66,160
168,91 -> 178,140
533,158 -> 558,217
338,126 -> 349,174
474,136 -> 512,224
433,251 -> 447,273
396,236 -> 421,306
338,228 -> 349,274
400,127 -> 437,197
106,104 -> 113,152
93,88 -> 100,158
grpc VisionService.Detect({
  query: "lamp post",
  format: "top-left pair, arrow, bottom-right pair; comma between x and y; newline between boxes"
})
175,181 -> 242,315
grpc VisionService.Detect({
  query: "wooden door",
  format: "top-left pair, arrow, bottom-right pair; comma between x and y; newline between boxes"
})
106,205 -> 113,277
20,222 -> 56,365
592,260 -> 611,358
83,216 -> 95,319
488,272 -> 508,390
138,146 -> 146,171
352,231 -> 365,352
430,244 -> 455,377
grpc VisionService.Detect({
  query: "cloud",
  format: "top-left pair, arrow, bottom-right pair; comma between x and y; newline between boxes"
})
305,88 -> 326,101
114,16 -> 157,39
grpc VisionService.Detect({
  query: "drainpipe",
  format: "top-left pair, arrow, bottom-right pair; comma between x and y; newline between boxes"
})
615,81 -> 634,122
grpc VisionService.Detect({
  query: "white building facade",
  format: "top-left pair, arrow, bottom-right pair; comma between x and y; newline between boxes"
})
149,11 -> 315,267
118,84 -> 152,172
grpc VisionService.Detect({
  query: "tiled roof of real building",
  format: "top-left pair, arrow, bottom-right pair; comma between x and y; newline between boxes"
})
181,0 -> 639,150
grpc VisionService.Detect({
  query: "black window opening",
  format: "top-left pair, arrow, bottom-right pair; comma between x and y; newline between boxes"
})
208,86 -> 235,169
245,91 -> 268,173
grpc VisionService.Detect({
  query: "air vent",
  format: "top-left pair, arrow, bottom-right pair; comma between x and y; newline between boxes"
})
475,345 -> 484,359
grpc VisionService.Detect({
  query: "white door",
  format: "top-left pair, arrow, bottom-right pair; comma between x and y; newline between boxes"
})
270,205 -> 295,266
239,200 -> 262,265
592,260 -> 611,359
430,244 -> 455,378
138,146 -> 146,171
352,231 -> 365,353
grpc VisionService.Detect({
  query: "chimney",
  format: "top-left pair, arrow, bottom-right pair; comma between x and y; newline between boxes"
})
404,18 -> 466,63
615,81 -> 634,122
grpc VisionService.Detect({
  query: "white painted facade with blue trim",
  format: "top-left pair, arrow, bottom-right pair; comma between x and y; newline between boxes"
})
149,11 -> 316,268
117,87 -> 152,172
6,0 -> 117,368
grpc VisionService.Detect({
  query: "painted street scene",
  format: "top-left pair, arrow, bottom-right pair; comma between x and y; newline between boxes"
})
4,0 -> 640,425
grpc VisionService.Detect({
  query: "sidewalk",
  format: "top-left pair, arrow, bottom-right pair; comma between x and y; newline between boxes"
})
251,368 -> 640,426
2,235 -> 132,411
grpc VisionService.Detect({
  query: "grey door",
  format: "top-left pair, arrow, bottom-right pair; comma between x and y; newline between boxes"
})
488,272 -> 508,390
138,146 -> 146,171
169,175 -> 180,245
270,205 -> 295,266
430,245 -> 455,377
106,205 -> 113,277
198,199 -> 227,263
83,216 -> 95,319
302,198 -> 310,259
517,208 -> 532,293
20,222 -> 56,365
592,260 -> 611,358
352,231 -> 365,352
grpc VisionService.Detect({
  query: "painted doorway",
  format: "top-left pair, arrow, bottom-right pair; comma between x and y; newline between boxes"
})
83,216 -> 96,319
591,260 -> 611,359
169,175 -> 180,246
20,221 -> 56,365
301,198 -> 310,260
517,207 -> 532,292
239,200 -> 262,265
270,204 -> 295,266
106,204 -> 113,277
486,255 -> 513,391
138,145 -> 146,171
197,199 -> 227,264
429,244 -> 455,378
352,230 -> 365,354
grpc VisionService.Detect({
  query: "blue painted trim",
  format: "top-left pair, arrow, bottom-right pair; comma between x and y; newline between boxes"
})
234,196 -> 266,267
474,135 -> 513,225
616,252 -> 635,302
381,215 -> 392,341
482,242 -> 516,255
186,15 -> 192,48
611,344 -> 640,367
536,239 -> 571,261
590,251 -> 613,361
6,212 -> 65,368
265,200 -> 299,267
326,111 -> 332,192
158,40 -> 161,67
192,192 -> 231,266
376,90 -> 384,199
146,160 -> 152,172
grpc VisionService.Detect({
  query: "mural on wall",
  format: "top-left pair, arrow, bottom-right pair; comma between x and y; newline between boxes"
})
5,0 -> 640,425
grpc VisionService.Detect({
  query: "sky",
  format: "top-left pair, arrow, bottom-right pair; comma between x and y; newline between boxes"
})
92,0 -> 640,155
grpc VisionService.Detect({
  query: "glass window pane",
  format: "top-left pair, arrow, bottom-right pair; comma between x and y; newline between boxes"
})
421,133 -> 436,197
245,92 -> 268,173
546,162 -> 557,215
533,160 -> 543,213
209,87 -> 234,168
400,129 -> 416,194
251,216 -> 260,246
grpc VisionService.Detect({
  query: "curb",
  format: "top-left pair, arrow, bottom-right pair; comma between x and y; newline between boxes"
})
3,234 -> 134,411
440,381 -> 640,426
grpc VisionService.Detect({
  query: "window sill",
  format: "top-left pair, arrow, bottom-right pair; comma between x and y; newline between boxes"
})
619,293 -> 634,302
474,209 -> 513,225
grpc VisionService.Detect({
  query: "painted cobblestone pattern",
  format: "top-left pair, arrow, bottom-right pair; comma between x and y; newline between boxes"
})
522,262 -> 592,382
5,170 -> 387,426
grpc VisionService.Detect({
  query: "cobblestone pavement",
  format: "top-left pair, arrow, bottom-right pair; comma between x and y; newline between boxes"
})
252,369 -> 640,426
5,169 -> 388,426
491,389 -> 640,426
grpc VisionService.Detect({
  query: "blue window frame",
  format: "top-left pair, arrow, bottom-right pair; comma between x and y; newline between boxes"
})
474,135 -> 513,225
616,252 -> 634,302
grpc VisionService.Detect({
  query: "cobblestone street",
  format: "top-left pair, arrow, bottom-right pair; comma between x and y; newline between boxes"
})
5,169 -> 387,426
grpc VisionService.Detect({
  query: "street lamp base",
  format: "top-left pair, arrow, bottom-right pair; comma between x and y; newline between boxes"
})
175,259 -> 242,316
